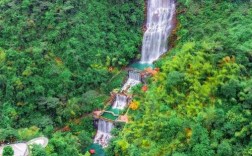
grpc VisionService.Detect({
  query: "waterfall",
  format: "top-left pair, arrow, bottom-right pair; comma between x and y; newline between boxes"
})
112,94 -> 128,110
97,119 -> 114,133
94,119 -> 114,147
93,0 -> 176,149
129,70 -> 141,81
121,70 -> 141,91
140,0 -> 175,64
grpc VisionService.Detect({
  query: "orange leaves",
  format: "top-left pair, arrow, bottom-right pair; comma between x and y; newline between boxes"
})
108,66 -> 114,72
222,56 -> 235,63
55,57 -> 63,66
185,128 -> 192,142
141,85 -> 148,92
144,67 -> 158,76
62,126 -> 71,132
220,56 -> 236,67
129,101 -> 139,110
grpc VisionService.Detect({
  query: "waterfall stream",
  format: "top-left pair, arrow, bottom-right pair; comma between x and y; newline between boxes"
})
94,119 -> 114,147
140,0 -> 175,63
121,70 -> 141,91
112,94 -> 128,110
94,71 -> 140,148
93,0 -> 175,148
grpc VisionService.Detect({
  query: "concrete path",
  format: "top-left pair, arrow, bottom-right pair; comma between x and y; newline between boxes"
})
0,143 -> 28,156
0,137 -> 48,156
27,137 -> 48,148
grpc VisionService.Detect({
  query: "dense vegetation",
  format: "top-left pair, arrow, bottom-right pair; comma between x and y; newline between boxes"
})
1,0 -> 251,155
2,146 -> 14,156
108,0 -> 252,155
0,0 -> 144,155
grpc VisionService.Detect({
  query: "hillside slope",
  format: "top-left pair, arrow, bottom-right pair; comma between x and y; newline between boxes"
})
0,0 -> 144,155
108,1 -> 252,155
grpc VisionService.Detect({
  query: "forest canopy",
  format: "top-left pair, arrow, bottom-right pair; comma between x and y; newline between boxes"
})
0,0 -> 144,155
107,0 -> 252,156
0,0 -> 251,155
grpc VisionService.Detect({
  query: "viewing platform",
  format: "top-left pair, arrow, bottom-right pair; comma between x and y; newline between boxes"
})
93,106 -> 128,123
0,137 -> 48,156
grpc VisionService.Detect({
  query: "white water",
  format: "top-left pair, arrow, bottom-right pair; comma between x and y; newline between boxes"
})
128,70 -> 141,81
112,94 -> 128,110
140,0 -> 175,63
94,119 -> 114,148
94,0 -> 176,148
121,70 -> 141,91
94,71 -> 140,147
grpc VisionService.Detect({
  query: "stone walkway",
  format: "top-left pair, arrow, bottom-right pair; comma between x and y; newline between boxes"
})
27,137 -> 48,148
0,137 -> 48,156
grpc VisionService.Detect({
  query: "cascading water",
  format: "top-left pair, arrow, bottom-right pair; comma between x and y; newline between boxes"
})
140,0 -> 175,64
94,119 -> 114,147
129,70 -> 141,81
121,70 -> 141,91
112,94 -> 128,110
93,0 -> 176,149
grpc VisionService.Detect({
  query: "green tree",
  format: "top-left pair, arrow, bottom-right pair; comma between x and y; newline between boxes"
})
217,140 -> 232,156
78,131 -> 92,149
3,146 -> 14,156
31,144 -> 46,156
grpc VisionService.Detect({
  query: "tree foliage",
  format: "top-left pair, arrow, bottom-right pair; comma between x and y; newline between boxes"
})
0,0 -> 144,154
108,0 -> 252,155
31,144 -> 47,156
2,146 -> 14,156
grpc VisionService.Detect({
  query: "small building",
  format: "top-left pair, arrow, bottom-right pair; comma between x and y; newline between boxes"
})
117,115 -> 129,123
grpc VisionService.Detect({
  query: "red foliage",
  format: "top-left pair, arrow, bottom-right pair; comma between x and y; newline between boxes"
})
62,126 -> 71,132
154,68 -> 160,72
108,66 -> 114,72
90,149 -> 96,154
142,85 -> 148,92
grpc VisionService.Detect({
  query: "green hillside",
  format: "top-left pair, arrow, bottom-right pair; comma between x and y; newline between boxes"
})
0,0 -> 251,155
107,1 -> 252,156
0,0 -> 144,155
